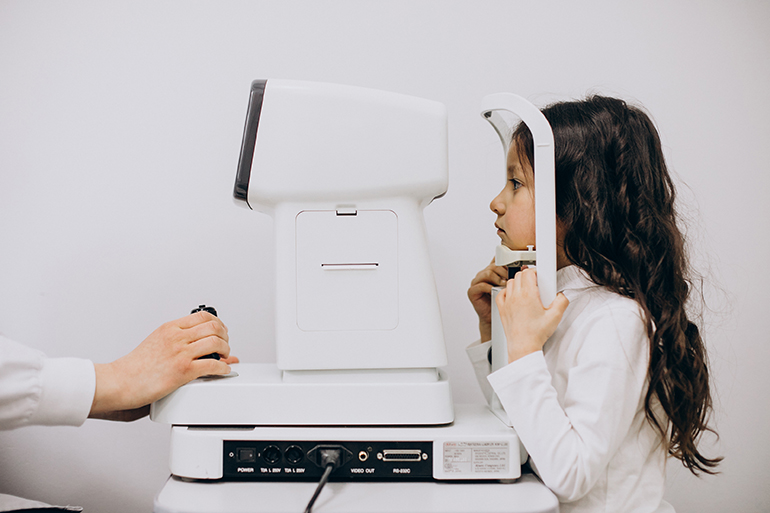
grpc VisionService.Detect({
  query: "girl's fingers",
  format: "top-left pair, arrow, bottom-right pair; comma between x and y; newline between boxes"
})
548,293 -> 570,316
469,282 -> 493,297
491,265 -> 508,282
521,268 -> 538,286
495,287 -> 507,309
471,259 -> 508,287
508,273 -> 521,295
472,268 -> 505,288
508,268 -> 539,300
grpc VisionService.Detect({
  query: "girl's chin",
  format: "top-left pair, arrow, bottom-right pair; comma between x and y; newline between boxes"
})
499,240 -> 535,252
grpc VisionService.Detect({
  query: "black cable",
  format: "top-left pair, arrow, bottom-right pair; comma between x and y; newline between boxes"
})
304,447 -> 342,513
304,463 -> 334,513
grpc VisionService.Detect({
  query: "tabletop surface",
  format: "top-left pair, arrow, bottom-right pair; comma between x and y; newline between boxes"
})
153,473 -> 559,513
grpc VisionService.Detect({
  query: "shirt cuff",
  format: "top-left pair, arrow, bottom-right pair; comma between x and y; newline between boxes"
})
466,339 -> 492,365
27,357 -> 96,427
487,350 -> 547,393
0,493 -> 82,512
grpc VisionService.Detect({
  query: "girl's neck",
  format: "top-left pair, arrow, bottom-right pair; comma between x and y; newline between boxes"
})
556,242 -> 571,270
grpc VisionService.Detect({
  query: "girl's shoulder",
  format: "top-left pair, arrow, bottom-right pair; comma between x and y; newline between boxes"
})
557,266 -> 647,340
558,266 -> 644,320
553,267 -> 649,369
547,279 -> 649,370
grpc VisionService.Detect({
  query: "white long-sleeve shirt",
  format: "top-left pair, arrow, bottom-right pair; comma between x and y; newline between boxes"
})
0,335 -> 95,430
468,265 -> 674,513
0,335 -> 94,511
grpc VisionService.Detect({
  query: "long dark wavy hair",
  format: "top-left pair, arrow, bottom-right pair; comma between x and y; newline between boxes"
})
512,95 -> 721,474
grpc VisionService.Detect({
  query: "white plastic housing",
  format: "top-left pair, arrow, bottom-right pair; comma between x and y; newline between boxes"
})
495,245 -> 536,268
151,363 -> 454,426
237,80 -> 448,371
166,404 -> 523,481
241,80 -> 448,210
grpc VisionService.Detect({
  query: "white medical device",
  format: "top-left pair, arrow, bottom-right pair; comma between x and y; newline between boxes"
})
235,80 -> 450,373
150,81 -> 526,486
481,94 -> 557,424
151,80 -> 454,427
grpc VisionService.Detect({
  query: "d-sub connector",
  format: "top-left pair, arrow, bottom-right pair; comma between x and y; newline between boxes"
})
381,449 -> 422,462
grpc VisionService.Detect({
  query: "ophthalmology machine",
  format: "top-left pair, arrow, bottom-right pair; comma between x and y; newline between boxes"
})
150,80 -> 558,511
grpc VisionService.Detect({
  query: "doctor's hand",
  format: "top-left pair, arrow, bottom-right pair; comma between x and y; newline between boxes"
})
495,268 -> 569,363
468,258 -> 508,342
88,311 -> 237,421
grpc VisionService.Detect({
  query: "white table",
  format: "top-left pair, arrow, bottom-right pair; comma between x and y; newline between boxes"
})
153,473 -> 559,513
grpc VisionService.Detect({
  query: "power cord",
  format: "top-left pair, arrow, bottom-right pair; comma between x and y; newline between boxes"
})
304,447 -> 342,513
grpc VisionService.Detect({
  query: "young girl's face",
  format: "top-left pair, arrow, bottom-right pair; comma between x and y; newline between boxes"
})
490,141 -> 536,251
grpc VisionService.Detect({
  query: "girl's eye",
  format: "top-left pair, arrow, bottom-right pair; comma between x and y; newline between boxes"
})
509,179 -> 522,191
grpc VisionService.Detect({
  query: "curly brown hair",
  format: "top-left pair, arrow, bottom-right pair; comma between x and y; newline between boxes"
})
513,95 -> 721,474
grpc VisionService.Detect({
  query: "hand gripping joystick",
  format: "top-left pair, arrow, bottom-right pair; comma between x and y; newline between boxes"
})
191,305 -> 221,360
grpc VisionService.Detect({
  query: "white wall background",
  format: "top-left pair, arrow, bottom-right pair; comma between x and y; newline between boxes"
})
1,1 -> 768,511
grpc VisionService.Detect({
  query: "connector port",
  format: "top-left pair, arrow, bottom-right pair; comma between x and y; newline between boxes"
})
285,445 -> 304,465
381,449 -> 422,462
307,445 -> 353,468
262,445 -> 282,464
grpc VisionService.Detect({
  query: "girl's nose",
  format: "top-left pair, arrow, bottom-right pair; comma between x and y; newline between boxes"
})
490,189 -> 505,215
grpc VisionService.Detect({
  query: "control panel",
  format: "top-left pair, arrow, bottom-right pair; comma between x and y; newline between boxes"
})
223,440 -> 433,480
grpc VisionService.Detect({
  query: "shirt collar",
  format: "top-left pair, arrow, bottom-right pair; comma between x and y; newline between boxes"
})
556,265 -> 596,293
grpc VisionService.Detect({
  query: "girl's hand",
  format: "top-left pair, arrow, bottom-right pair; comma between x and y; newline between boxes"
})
468,258 -> 509,342
89,311 -> 234,420
495,268 -> 569,362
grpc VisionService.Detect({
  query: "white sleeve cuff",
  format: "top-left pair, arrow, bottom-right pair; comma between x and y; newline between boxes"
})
27,357 -> 96,427
487,350 -> 546,391
465,339 -> 494,405
465,338 -> 492,364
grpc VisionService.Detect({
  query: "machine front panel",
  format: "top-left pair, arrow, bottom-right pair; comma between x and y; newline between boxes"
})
223,440 -> 433,481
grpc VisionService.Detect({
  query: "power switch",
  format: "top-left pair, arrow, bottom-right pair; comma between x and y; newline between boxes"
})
236,448 -> 256,462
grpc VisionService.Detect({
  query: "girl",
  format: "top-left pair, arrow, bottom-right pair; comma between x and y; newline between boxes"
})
467,95 -> 720,512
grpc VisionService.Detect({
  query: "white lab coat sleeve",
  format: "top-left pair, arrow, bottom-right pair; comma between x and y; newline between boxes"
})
0,493 -> 82,512
0,335 -> 96,430
465,339 -> 495,405
486,307 -> 649,502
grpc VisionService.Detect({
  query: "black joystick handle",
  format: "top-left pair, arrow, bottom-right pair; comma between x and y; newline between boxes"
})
192,304 -> 218,317
191,304 -> 221,360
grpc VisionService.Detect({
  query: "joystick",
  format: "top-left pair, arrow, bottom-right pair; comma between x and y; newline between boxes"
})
191,305 -> 221,360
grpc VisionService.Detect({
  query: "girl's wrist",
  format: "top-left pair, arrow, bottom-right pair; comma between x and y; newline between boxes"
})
479,321 -> 491,343
507,346 -> 540,363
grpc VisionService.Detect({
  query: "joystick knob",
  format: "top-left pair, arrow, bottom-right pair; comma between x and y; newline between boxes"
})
191,305 -> 221,360
191,304 -> 218,317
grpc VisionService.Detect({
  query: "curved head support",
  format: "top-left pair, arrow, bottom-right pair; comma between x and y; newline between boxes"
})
480,93 -> 557,306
